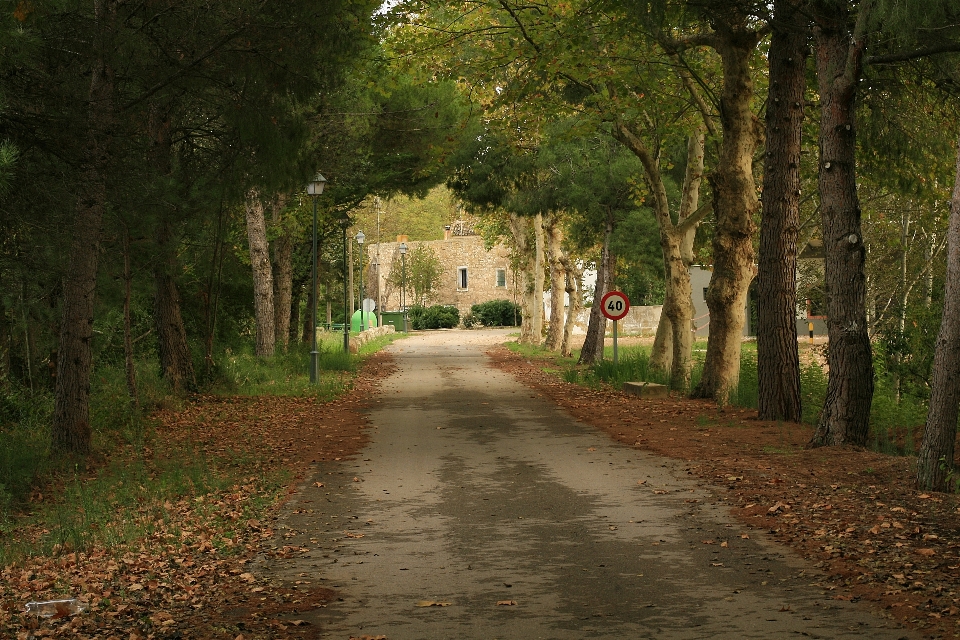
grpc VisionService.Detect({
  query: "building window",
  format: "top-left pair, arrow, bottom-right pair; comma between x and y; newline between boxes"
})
496,269 -> 506,287
458,267 -> 468,290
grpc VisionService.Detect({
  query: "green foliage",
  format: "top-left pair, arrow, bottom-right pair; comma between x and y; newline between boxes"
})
212,339 -> 352,399
0,385 -> 52,530
800,360 -> 829,425
408,304 -> 460,329
350,186 -> 455,243
875,301 -> 941,401
465,299 -> 522,327
388,244 -> 444,307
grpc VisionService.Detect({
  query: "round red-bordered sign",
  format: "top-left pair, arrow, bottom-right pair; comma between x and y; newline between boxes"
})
600,290 -> 630,321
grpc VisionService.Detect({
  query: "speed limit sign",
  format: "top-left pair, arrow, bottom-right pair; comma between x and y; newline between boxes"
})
601,290 -> 630,321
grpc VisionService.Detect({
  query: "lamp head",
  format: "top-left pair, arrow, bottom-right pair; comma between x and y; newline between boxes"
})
398,242 -> 408,255
306,173 -> 327,196
356,230 -> 365,245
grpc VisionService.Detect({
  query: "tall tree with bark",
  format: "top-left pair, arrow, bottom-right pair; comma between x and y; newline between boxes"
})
614,124 -> 710,387
543,214 -> 567,351
808,1 -> 875,446
918,138 -> 960,491
662,10 -> 765,404
245,190 -> 276,357
52,0 -> 117,455
756,0 -> 809,422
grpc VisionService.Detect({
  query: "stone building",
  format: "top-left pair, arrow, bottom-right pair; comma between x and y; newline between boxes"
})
365,222 -> 517,316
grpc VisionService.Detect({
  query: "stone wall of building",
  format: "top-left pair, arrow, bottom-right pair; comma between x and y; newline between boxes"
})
365,235 -> 517,315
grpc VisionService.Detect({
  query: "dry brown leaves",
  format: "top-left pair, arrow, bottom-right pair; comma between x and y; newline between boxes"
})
488,345 -> 960,638
1,352 -> 391,639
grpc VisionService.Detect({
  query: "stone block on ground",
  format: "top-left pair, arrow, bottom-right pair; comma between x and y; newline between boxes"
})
622,381 -> 669,398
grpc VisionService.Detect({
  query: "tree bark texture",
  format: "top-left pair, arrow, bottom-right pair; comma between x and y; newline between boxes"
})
544,215 -> 565,351
614,122 -> 707,389
531,213 -> 545,342
52,0 -> 116,454
245,189 -> 275,357
154,226 -> 197,393
150,110 -> 196,394
122,228 -> 138,408
270,195 -> 293,351
916,137 -> 960,491
559,254 -> 582,358
757,0 -> 807,422
809,4 -> 874,447
578,215 -> 613,365
289,285 -> 302,344
509,213 -> 545,346
693,24 -> 762,404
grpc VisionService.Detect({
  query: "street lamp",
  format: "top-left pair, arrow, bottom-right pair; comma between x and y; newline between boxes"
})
398,241 -> 408,332
306,173 -> 326,383
355,231 -> 366,332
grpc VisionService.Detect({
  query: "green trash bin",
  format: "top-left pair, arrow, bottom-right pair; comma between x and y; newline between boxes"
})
351,309 -> 378,333
380,311 -> 407,332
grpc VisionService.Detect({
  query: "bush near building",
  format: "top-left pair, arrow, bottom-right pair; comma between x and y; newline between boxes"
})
409,304 -> 461,329
465,299 -> 522,327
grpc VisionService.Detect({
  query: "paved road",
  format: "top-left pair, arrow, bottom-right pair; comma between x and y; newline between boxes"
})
264,329 -> 913,639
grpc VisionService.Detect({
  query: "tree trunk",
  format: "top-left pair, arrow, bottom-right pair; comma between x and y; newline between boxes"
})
579,215 -> 613,365
245,188 -> 275,357
530,213 -> 545,343
545,215 -> 565,351
809,3 -> 874,447
509,213 -> 545,346
916,137 -> 960,491
149,107 -> 196,394
757,0 -> 807,422
270,195 -> 293,351
52,0 -> 116,454
613,122 -> 707,389
289,285 -> 302,344
692,24 -> 762,404
894,211 -> 911,400
122,228 -> 138,408
650,314 -> 673,373
154,220 -> 197,393
559,254 -> 582,358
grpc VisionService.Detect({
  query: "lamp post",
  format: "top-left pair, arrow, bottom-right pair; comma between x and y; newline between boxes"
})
398,241 -> 408,332
355,231 -> 366,331
306,173 -> 327,383
342,219 -> 350,353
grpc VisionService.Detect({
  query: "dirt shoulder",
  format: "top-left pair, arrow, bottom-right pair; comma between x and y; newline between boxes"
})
488,345 -> 960,640
1,354 -> 388,640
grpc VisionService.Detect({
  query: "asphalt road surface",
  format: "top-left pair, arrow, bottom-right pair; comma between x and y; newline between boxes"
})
263,329 -> 914,639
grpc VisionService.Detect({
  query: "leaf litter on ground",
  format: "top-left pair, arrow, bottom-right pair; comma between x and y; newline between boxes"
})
488,345 -> 960,639
1,352 -> 392,639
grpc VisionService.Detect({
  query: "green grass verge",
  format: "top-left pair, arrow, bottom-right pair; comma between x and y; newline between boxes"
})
511,335 -> 925,455
0,332 -> 403,562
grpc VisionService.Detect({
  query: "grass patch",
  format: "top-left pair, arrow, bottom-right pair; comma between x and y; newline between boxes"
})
214,338 -> 353,399
1,332 -> 399,565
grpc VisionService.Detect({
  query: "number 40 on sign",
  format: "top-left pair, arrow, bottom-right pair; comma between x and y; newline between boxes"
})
601,291 -> 630,321
600,291 -> 630,364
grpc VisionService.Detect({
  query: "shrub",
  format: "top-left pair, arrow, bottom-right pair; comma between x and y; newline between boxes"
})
409,304 -> 460,329
469,299 -> 521,327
